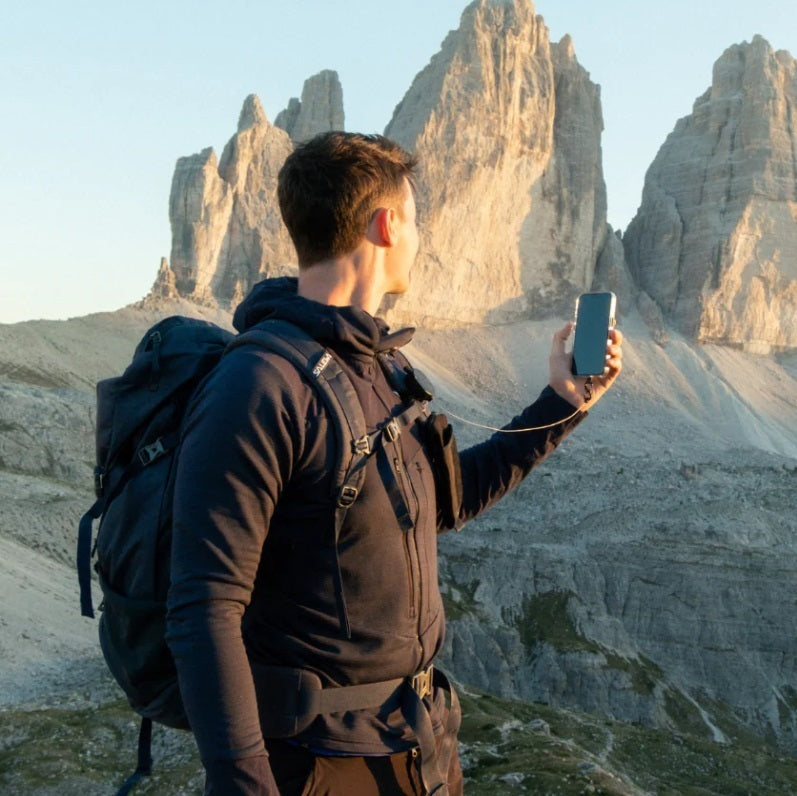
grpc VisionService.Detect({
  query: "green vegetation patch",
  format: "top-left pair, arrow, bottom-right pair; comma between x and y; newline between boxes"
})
508,592 -> 665,697
0,700 -> 202,795
457,688 -> 636,795
4,688 -> 797,795
441,578 -> 481,620
511,590 -> 604,655
458,687 -> 797,796
607,716 -> 797,796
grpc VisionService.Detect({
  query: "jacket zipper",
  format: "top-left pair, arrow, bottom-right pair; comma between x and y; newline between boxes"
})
394,449 -> 420,619
402,526 -> 417,619
413,461 -> 427,628
372,369 -> 423,626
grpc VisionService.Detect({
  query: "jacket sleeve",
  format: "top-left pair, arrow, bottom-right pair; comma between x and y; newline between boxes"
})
166,349 -> 303,795
449,385 -> 586,530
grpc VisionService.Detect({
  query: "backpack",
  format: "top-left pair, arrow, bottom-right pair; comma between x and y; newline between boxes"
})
76,314 -> 424,794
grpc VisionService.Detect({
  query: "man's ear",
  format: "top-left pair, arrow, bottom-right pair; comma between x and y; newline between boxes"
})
371,207 -> 398,248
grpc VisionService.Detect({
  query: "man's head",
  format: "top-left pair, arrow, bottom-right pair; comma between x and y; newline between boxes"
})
278,132 -> 418,271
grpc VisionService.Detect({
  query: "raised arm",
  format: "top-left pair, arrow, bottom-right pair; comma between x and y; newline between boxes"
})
449,325 -> 622,528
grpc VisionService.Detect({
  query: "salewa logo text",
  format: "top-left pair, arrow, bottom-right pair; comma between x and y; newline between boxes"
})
313,352 -> 332,379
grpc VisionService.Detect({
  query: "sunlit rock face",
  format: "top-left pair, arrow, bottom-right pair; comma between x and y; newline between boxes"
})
151,94 -> 295,307
153,1 -> 611,324
384,0 -> 608,327
275,70 -> 345,142
152,70 -> 344,307
624,36 -> 797,353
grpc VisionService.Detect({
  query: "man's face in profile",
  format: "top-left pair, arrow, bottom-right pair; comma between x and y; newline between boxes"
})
384,178 -> 419,295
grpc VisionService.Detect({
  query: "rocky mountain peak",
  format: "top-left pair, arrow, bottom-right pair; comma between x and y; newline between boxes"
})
387,0 -> 552,161
150,3 -> 610,324
624,36 -> 797,352
150,68 -> 348,310
274,69 -> 345,141
383,0 -> 608,327
149,94 -> 295,307
238,93 -> 268,132
556,33 -> 575,61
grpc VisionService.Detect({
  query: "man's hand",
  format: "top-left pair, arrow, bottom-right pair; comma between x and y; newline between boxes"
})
548,323 -> 623,410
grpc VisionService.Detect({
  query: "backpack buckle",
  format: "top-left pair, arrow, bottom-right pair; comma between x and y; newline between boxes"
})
384,418 -> 400,443
337,485 -> 359,508
410,665 -> 434,700
138,438 -> 166,466
352,436 -> 370,456
93,466 -> 106,498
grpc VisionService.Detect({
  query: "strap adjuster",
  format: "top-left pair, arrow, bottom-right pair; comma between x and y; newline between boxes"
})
410,666 -> 434,700
138,438 -> 165,466
352,435 -> 370,456
337,485 -> 359,508
93,466 -> 106,498
384,418 -> 400,443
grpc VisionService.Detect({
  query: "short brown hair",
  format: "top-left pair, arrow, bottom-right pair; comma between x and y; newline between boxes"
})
277,132 -> 418,267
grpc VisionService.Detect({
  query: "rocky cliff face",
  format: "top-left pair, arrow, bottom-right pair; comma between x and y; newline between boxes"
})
411,316 -> 797,752
154,71 -> 346,307
151,95 -> 296,307
439,443 -> 797,750
150,1 -> 610,324
624,36 -> 797,352
275,69 -> 344,141
384,0 -> 608,326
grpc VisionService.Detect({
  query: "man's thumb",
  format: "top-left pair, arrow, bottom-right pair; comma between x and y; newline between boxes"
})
551,322 -> 573,356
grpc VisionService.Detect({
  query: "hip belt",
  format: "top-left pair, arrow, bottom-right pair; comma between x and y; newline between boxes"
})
252,663 -> 461,795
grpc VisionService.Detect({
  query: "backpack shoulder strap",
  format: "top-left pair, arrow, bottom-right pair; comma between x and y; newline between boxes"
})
228,320 -> 372,639
228,320 -> 369,503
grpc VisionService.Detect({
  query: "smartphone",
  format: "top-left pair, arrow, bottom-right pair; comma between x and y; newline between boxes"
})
571,292 -> 617,376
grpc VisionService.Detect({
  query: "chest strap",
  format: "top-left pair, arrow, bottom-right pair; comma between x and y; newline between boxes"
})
369,401 -> 430,534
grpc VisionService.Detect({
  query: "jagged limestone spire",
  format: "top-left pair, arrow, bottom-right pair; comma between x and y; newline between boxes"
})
275,70 -> 344,141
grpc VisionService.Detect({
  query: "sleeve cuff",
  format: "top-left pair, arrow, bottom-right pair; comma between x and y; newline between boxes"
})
203,754 -> 279,795
539,384 -> 587,418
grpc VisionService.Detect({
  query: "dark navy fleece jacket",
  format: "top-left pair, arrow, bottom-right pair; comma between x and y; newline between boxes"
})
166,277 -> 585,794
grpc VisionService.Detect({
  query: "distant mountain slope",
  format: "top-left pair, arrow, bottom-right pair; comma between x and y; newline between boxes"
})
1,301 -> 796,760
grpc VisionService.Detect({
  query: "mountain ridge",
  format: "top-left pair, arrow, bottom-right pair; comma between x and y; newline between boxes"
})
2,300 -> 797,759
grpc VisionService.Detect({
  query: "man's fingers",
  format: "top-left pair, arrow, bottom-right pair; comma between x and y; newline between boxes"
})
605,351 -> 623,376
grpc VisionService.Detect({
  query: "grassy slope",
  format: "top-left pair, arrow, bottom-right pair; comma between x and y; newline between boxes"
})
2,688 -> 797,795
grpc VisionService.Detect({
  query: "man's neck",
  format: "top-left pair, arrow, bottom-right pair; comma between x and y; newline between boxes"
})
297,252 -> 386,316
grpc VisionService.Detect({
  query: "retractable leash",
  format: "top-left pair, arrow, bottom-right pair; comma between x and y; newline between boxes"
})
439,376 -> 593,434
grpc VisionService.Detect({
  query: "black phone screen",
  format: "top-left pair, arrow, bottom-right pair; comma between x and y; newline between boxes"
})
572,292 -> 615,376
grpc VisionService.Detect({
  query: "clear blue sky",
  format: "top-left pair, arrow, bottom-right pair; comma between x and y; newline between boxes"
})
1,0 -> 794,323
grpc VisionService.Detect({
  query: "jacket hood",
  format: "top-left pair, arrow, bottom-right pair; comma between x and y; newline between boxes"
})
232,277 -> 414,357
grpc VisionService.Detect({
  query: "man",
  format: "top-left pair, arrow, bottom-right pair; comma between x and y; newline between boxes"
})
166,132 -> 623,795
